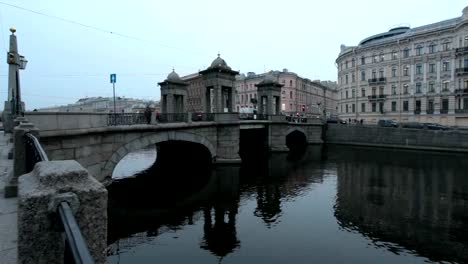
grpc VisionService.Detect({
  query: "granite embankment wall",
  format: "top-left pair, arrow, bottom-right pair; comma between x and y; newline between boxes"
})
325,124 -> 468,152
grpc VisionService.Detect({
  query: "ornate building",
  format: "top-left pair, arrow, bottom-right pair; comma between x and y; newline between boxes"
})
336,6 -> 468,126
235,70 -> 337,117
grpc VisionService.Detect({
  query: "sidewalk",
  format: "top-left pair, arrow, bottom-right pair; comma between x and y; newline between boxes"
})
0,131 -> 17,264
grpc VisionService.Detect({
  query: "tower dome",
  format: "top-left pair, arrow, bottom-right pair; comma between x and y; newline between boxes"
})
210,54 -> 231,70
166,69 -> 182,82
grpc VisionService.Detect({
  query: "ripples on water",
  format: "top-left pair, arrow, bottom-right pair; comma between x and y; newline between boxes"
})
108,145 -> 468,264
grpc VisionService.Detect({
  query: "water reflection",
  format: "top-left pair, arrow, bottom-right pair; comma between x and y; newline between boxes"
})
107,145 -> 468,263
333,146 -> 468,263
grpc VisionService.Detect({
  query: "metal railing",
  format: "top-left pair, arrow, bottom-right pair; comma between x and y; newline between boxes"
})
107,113 -> 147,126
455,47 -> 468,53
238,113 -> 268,120
191,112 -> 214,122
158,113 -> 188,123
455,88 -> 468,94
23,132 -> 94,264
426,109 -> 434,114
440,109 -> 449,114
455,67 -> 468,74
368,95 -> 387,101
455,109 -> 468,113
24,132 -> 49,173
368,77 -> 386,84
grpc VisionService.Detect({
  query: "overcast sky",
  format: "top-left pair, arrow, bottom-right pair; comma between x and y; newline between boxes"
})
0,0 -> 467,110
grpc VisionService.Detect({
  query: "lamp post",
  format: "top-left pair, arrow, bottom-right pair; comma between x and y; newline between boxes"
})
3,27 -> 27,133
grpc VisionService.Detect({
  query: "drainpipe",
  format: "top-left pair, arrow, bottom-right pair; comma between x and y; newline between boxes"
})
398,39 -> 402,123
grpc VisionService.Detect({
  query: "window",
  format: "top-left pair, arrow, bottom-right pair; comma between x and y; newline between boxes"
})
373,54 -> 378,63
372,103 -> 376,112
346,61 -> 349,69
346,90 -> 349,98
415,100 -> 421,111
429,43 -> 437,54
290,104 -> 292,111
465,80 -> 468,89
361,88 -> 366,97
416,64 -> 422,75
379,86 -> 384,95
442,81 -> 450,91
352,104 -> 355,113
380,53 -> 385,62
403,66 -> 409,76
372,87 -> 376,96
442,42 -> 450,51
403,84 -> 409,94
428,82 -> 435,93
392,51 -> 398,60
361,71 -> 366,81
392,67 -> 397,77
372,70 -> 377,79
442,99 -> 449,111
443,61 -> 450,72
290,91 -> 293,99
464,98 -> 468,110
346,75 -> 349,84
282,79 -> 286,84
379,69 -> 384,78
392,101 -> 396,112
352,73 -> 355,83
346,104 -> 348,113
403,48 -> 410,58
392,85 -> 396,95
429,63 -> 436,73
361,56 -> 366,65
416,83 -> 422,93
416,45 -> 423,56
352,89 -> 355,98
290,80 -> 293,86
403,101 -> 409,111
379,102 -> 384,113
352,58 -> 355,67
361,103 -> 366,113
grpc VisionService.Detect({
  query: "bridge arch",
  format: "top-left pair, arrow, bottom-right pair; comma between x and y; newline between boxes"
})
103,131 -> 216,179
285,128 -> 308,151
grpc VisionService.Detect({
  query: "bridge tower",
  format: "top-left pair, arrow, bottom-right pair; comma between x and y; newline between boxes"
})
199,54 -> 239,113
158,69 -> 188,113
255,74 -> 283,115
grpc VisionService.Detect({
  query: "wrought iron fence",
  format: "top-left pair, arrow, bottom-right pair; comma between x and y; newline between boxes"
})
107,113 -> 148,126
158,113 -> 188,123
24,132 -> 94,264
24,132 -> 49,173
191,112 -> 215,122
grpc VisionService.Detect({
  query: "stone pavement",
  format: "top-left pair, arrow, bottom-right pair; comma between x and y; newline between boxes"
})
0,131 -> 17,264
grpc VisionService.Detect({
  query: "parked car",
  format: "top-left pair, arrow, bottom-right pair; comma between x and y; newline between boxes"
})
423,123 -> 450,130
378,119 -> 398,127
401,122 -> 424,129
326,117 -> 346,124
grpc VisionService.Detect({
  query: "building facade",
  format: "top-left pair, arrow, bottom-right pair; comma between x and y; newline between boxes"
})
38,97 -> 159,113
235,70 -> 337,117
336,6 -> 468,126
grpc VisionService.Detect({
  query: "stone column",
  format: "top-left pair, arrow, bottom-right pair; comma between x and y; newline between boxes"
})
18,160 -> 108,264
4,121 -> 39,198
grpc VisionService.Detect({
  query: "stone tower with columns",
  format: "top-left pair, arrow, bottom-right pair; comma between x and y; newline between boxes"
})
158,69 -> 188,113
199,54 -> 239,113
255,74 -> 283,115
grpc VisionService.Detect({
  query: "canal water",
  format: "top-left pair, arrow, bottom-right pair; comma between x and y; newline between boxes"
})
107,145 -> 468,264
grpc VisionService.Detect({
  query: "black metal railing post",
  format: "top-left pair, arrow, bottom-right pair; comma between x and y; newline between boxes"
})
58,202 -> 95,264
24,132 -> 49,173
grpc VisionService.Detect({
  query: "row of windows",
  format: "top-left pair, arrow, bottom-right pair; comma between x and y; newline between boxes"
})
340,43 -> 454,70
341,61 -> 456,84
340,81 -> 457,99
340,98 -> 454,114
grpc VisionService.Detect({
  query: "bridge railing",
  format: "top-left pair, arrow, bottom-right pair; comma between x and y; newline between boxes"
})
22,132 -> 95,264
191,112 -> 215,122
158,113 -> 188,123
107,113 -> 147,126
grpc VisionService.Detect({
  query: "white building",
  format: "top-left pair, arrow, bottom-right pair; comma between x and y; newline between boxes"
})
336,6 -> 468,126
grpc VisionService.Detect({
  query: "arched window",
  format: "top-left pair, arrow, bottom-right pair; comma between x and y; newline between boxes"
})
290,80 -> 293,86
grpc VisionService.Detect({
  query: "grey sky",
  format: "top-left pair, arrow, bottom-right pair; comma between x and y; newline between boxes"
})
0,0 -> 466,110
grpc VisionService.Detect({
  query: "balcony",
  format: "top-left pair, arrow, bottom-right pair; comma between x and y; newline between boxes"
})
440,109 -> 449,114
368,95 -> 387,101
414,109 -> 421,115
455,67 -> 468,75
368,77 -> 387,84
455,109 -> 468,114
426,109 -> 434,114
455,46 -> 468,55
455,88 -> 468,94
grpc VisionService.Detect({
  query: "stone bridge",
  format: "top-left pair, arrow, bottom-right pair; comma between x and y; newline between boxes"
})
25,112 -> 324,183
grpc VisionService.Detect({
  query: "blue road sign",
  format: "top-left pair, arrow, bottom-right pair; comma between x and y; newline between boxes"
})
110,73 -> 116,83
